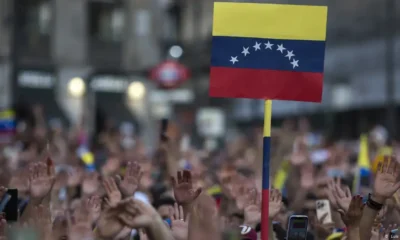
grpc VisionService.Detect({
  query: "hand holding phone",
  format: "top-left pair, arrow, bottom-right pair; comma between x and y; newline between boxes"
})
286,215 -> 308,240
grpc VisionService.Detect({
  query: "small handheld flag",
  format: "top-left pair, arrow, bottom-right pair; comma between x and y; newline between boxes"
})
353,134 -> 370,194
0,109 -> 16,143
209,3 -> 328,240
210,2 -> 328,102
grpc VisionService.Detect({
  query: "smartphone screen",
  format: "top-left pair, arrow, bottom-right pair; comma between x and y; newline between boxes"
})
3,189 -> 18,222
286,215 -> 308,240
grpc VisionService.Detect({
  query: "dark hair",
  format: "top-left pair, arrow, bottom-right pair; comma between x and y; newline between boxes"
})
153,196 -> 175,209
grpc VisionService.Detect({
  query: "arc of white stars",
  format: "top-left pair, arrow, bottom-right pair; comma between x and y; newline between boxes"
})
264,41 -> 273,50
253,42 -> 261,51
285,50 -> 295,60
277,44 -> 286,53
291,59 -> 299,69
230,56 -> 239,64
242,47 -> 250,56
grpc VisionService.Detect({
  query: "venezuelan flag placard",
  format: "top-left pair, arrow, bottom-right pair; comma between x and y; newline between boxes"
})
210,3 -> 328,102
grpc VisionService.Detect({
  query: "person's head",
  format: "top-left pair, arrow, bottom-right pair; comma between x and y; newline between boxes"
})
153,196 -> 175,219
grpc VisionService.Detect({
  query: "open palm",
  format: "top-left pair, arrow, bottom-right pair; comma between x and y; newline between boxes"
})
172,170 -> 201,204
119,161 -> 142,196
29,162 -> 55,199
171,220 -> 188,240
374,156 -> 400,199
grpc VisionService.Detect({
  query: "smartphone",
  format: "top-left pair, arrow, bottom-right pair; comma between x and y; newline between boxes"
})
286,215 -> 308,240
3,189 -> 18,222
160,118 -> 168,141
316,199 -> 333,224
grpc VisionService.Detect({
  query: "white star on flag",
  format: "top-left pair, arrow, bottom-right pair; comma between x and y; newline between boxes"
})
264,41 -> 273,50
291,59 -> 299,69
285,50 -> 295,60
242,47 -> 250,56
253,42 -> 261,51
277,44 -> 286,53
230,56 -> 239,64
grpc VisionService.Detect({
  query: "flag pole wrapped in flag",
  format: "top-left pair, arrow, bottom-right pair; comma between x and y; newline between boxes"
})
210,2 -> 328,102
353,134 -> 370,194
210,3 -> 327,239
262,100 -> 272,239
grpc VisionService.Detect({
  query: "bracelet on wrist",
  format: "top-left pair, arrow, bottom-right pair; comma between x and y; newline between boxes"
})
367,193 -> 383,211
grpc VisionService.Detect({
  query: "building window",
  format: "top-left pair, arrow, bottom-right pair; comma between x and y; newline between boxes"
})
88,1 -> 125,42
18,0 -> 52,46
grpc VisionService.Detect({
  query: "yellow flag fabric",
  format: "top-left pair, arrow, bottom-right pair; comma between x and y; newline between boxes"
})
273,160 -> 290,190
213,2 -> 328,41
358,134 -> 370,169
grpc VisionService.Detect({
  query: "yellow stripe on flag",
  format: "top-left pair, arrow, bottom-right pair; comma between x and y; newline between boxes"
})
213,2 -> 328,41
263,100 -> 272,137
0,110 -> 15,119
82,152 -> 94,165
273,160 -> 289,190
358,134 -> 370,169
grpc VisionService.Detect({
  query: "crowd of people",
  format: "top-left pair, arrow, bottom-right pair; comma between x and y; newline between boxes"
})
0,106 -> 400,240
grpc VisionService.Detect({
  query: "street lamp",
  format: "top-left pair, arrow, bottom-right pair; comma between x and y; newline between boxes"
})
127,81 -> 146,101
68,77 -> 86,98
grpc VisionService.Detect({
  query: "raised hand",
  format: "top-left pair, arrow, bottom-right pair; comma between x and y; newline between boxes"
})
29,162 -> 55,199
86,195 -> 102,223
269,188 -> 282,219
170,203 -> 189,240
331,178 -> 352,211
95,199 -> 134,239
119,160 -> 142,197
243,188 -> 261,228
326,179 -> 339,210
68,204 -> 94,240
370,224 -> 381,240
171,170 -> 202,205
82,172 -> 100,196
117,198 -> 161,229
103,177 -> 122,207
373,156 -> 400,203
337,195 -> 364,227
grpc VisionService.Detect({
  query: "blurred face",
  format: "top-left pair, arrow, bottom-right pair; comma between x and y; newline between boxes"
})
157,205 -> 173,219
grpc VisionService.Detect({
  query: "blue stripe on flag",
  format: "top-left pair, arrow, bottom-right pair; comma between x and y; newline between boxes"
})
0,119 -> 15,131
359,168 -> 370,177
262,137 -> 271,190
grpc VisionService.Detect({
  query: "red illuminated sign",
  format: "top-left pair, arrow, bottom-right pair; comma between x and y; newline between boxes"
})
150,60 -> 190,89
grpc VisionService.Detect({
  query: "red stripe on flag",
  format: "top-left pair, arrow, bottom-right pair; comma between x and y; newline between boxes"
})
210,67 -> 323,102
262,189 -> 270,240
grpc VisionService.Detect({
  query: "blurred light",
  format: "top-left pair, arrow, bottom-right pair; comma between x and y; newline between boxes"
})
332,84 -> 352,109
169,45 -> 183,58
127,81 -> 146,100
68,77 -> 86,98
